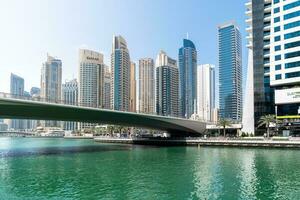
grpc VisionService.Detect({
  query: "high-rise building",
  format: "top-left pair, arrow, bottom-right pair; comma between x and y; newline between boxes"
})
40,54 -> 62,127
41,54 -> 62,102
62,79 -> 78,131
138,58 -> 155,114
179,39 -> 197,118
197,64 -> 216,122
9,73 -> 25,130
244,0 -> 300,134
111,35 -> 131,111
78,49 -> 104,130
218,22 -> 243,122
103,65 -> 111,110
130,61 -> 136,112
156,51 -> 179,117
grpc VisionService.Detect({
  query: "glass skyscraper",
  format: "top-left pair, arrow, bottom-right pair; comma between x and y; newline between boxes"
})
179,39 -> 197,118
111,35 -> 131,111
218,22 -> 242,122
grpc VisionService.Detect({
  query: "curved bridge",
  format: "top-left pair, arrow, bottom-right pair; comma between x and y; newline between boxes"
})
0,97 -> 206,136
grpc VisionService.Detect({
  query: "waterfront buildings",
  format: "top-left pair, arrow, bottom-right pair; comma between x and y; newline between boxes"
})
179,39 -> 197,118
130,61 -> 136,112
243,0 -> 300,134
9,73 -> 25,130
197,64 -> 217,122
156,51 -> 179,117
62,79 -> 78,130
218,22 -> 243,122
78,49 -> 104,130
138,58 -> 155,114
103,65 -> 111,110
111,35 -> 131,111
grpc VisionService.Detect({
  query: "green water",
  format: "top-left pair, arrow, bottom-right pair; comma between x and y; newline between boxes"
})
0,138 -> 299,200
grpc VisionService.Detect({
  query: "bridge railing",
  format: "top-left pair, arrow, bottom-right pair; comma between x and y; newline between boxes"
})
0,92 -> 195,120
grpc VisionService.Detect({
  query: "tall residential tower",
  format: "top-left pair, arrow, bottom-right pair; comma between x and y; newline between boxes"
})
111,35 -> 131,111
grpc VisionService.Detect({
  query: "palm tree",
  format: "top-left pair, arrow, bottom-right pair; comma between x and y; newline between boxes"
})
218,118 -> 232,137
258,114 -> 276,138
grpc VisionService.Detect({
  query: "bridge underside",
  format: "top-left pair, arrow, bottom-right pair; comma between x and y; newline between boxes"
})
0,98 -> 206,136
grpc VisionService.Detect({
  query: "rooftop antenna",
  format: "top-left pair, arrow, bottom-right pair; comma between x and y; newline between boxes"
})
186,32 -> 189,39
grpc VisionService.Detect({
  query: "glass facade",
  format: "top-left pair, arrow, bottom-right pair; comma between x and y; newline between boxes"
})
218,23 -> 242,121
178,39 -> 197,118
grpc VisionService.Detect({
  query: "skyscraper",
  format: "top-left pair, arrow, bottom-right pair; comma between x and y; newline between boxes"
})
111,35 -> 131,111
41,54 -> 62,102
78,49 -> 104,130
103,65 -> 111,110
9,73 -> 25,130
156,51 -> 179,117
244,0 -> 300,134
40,54 -> 62,127
139,58 -> 155,114
197,64 -> 216,122
62,79 -> 78,131
130,61 -> 136,112
218,22 -> 243,122
179,39 -> 197,118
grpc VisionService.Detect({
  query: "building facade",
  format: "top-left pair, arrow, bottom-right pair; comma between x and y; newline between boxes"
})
62,79 -> 78,131
130,61 -> 136,112
197,64 -> 216,122
218,22 -> 243,122
138,58 -> 155,114
243,0 -> 300,134
78,49 -> 104,130
179,39 -> 197,118
111,35 -> 131,111
9,73 -> 25,130
156,51 -> 179,117
103,65 -> 111,110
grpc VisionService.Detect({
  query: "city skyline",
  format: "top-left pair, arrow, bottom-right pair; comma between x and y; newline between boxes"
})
0,0 -> 247,93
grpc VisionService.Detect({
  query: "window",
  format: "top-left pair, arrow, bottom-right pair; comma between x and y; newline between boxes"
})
274,7 -> 280,14
275,35 -> 281,41
264,67 -> 270,73
275,74 -> 282,80
285,51 -> 300,59
284,1 -> 300,11
284,30 -> 300,39
275,45 -> 281,51
275,64 -> 281,70
274,26 -> 281,32
285,72 -> 300,79
284,10 -> 300,20
284,20 -> 300,30
274,0 -> 279,4
274,17 -> 280,23
285,61 -> 300,69
285,41 -> 300,49
275,55 -> 281,61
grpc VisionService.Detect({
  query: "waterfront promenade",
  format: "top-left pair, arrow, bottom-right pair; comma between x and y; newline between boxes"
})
94,137 -> 300,148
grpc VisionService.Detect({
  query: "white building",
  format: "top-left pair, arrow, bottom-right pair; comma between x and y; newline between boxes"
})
103,65 -> 111,110
78,49 -> 104,130
197,64 -> 216,122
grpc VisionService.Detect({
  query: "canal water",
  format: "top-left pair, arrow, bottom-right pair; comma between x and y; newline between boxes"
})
0,137 -> 299,200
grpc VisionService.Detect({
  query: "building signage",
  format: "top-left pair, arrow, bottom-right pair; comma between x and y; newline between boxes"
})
275,88 -> 300,104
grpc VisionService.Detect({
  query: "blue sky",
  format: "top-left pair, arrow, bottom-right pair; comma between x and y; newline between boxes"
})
0,0 -> 247,92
